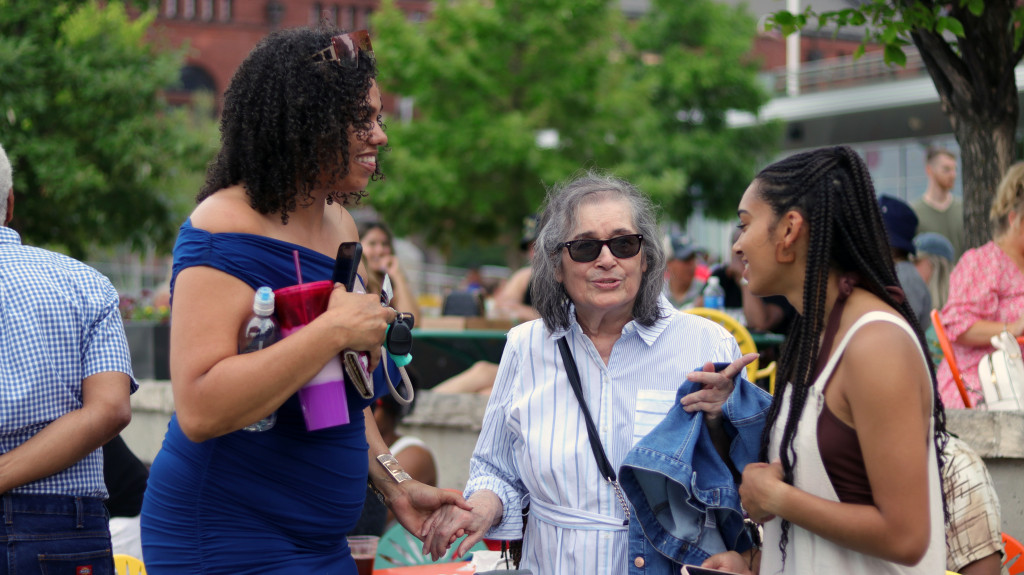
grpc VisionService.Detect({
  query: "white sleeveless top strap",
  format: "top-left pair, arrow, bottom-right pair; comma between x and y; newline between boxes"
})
760,312 -> 944,575
390,435 -> 429,457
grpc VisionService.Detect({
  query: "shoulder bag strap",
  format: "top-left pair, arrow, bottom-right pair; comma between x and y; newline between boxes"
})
557,336 -> 630,524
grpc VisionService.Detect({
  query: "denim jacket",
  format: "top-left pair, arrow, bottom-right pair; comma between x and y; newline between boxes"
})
620,365 -> 772,571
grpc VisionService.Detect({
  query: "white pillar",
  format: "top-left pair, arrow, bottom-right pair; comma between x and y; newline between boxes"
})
786,0 -> 801,97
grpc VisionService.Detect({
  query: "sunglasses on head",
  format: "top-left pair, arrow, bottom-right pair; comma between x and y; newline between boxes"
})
311,29 -> 373,67
561,234 -> 644,263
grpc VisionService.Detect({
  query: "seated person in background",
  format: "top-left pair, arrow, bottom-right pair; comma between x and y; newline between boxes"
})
880,195 -> 932,329
104,434 -> 150,559
914,232 -> 955,310
431,360 -> 500,395
360,220 -> 420,318
664,233 -> 707,308
938,161 -> 1024,408
942,435 -> 1005,575
912,232 -> 956,369
351,366 -> 437,536
493,214 -> 541,322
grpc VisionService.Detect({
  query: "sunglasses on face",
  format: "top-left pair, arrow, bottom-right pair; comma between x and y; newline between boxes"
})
561,234 -> 644,263
311,29 -> 373,67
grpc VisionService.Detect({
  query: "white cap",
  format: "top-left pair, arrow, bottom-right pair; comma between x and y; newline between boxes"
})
253,286 -> 275,316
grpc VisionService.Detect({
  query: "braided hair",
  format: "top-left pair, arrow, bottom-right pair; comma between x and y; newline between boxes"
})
753,146 -> 948,562
198,26 -> 383,221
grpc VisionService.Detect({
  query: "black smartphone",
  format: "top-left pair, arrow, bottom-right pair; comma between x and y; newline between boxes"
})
333,242 -> 362,292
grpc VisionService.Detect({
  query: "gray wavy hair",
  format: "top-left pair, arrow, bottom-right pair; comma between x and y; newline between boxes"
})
531,170 -> 667,331
0,143 -> 11,224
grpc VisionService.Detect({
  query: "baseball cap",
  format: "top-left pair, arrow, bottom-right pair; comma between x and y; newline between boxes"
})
520,214 -> 539,251
669,234 -> 706,261
878,195 -> 918,255
914,232 -> 955,262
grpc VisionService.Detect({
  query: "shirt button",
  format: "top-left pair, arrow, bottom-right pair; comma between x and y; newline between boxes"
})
634,556 -> 645,568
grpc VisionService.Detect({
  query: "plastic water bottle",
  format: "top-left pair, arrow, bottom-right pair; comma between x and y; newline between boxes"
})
239,286 -> 279,432
703,275 -> 725,311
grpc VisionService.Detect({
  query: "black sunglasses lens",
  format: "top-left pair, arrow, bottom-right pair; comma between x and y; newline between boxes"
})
609,236 -> 641,258
569,240 -> 602,262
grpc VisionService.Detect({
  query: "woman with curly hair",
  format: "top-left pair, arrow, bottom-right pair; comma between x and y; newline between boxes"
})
700,146 -> 947,574
140,27 -> 465,573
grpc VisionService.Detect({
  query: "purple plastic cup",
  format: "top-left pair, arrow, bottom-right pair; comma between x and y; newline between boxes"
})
274,281 -> 350,430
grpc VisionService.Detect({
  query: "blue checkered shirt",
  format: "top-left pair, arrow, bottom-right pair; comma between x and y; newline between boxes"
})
0,226 -> 136,497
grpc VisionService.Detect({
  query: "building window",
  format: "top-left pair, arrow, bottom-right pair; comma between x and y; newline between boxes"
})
364,7 -> 373,29
344,6 -> 356,29
200,0 -> 213,20
217,0 -> 232,21
310,2 -> 323,25
182,0 -> 196,19
164,0 -> 177,18
329,4 -> 340,26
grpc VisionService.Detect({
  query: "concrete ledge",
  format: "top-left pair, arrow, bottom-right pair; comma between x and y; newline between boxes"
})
946,409 -> 1024,458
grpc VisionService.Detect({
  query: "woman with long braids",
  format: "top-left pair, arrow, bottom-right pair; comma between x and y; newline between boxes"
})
698,146 -> 947,574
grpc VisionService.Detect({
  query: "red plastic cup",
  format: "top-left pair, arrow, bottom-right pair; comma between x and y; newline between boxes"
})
274,281 -> 350,430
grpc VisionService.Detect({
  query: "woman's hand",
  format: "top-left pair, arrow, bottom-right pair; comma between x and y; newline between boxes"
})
739,460 -> 785,523
325,283 -> 394,352
680,353 -> 759,420
389,482 -> 473,545
700,550 -> 757,574
420,491 -> 502,561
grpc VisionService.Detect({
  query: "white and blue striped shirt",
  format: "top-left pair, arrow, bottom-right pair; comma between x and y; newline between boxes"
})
466,297 -> 741,574
0,226 -> 136,497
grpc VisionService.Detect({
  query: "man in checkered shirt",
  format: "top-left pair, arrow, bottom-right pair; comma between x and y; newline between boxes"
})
0,142 -> 136,573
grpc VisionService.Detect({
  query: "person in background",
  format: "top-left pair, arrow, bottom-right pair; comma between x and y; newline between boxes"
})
708,228 -> 796,334
360,220 -> 420,318
103,434 -> 150,559
138,27 -> 466,574
703,145 -> 946,574
913,232 -> 955,311
664,233 -> 707,309
0,141 -> 136,572
351,369 -> 438,536
420,171 -> 758,574
941,435 -> 1005,575
937,161 -> 1024,409
912,232 -> 957,370
493,214 -> 541,322
879,195 -> 932,329
912,147 -> 964,259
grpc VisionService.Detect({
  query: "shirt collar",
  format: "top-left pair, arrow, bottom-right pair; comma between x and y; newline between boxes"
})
549,295 -> 678,347
0,226 -> 22,245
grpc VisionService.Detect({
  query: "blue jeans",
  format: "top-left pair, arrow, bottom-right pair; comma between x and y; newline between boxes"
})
1,493 -> 114,575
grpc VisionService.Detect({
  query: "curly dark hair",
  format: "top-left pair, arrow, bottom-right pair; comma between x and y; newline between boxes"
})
198,26 -> 385,222
753,146 -> 948,564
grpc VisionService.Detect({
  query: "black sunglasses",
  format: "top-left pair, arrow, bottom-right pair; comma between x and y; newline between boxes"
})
561,234 -> 644,263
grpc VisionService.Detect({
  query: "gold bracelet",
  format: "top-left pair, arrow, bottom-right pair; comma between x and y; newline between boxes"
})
377,453 -> 412,483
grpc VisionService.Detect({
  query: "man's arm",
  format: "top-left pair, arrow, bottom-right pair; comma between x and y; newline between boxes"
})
0,371 -> 132,493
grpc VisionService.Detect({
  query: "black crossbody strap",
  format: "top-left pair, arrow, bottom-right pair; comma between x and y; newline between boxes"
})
556,336 -> 617,482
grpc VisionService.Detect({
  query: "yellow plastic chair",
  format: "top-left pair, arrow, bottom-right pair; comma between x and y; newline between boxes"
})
684,307 -> 778,394
113,554 -> 147,575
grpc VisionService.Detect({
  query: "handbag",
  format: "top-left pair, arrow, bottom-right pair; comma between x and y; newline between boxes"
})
977,330 -> 1024,410
504,337 -> 630,568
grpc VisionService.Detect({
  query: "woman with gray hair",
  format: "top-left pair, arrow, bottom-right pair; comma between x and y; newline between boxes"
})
420,170 -> 758,574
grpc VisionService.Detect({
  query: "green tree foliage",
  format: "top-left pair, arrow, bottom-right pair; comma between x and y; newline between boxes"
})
769,0 -> 1024,250
619,0 -> 781,223
0,1 -> 215,258
369,0 -> 777,258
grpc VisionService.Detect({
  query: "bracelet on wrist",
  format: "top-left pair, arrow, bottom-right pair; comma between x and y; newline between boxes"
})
377,453 -> 412,483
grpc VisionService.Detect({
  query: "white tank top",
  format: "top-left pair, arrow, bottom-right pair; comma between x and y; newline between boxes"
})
760,312 -> 944,575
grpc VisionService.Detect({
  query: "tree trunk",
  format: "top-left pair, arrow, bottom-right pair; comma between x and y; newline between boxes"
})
909,0 -> 1022,251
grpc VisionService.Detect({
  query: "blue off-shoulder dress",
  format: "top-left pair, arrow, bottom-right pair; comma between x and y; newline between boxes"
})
140,220 -> 387,574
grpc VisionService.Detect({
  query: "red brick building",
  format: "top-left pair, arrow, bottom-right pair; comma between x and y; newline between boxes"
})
150,0 -> 430,107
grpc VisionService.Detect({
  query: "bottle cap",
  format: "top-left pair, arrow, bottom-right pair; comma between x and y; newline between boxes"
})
707,276 -> 720,286
254,286 -> 275,316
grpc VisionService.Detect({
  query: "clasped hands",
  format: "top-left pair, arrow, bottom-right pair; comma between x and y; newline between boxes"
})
418,490 -> 503,562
